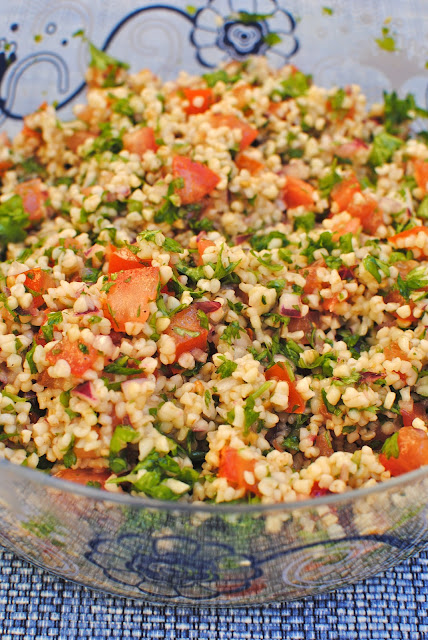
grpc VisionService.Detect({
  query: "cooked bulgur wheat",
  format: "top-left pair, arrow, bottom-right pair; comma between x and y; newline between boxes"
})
0,49 -> 428,504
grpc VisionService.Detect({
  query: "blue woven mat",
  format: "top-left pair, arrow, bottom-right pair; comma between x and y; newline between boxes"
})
0,546 -> 427,639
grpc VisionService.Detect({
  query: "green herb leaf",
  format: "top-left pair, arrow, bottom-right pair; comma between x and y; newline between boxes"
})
276,71 -> 311,100
0,195 -> 29,246
110,424 -> 138,456
217,356 -> 238,379
250,230 -> 289,251
368,132 -> 403,168
321,388 -> 342,416
294,212 -> 315,232
381,431 -> 400,459
25,341 -> 37,374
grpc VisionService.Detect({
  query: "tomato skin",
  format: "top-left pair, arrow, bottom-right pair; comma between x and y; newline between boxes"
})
24,268 -> 55,309
389,226 -> 428,258
235,152 -> 264,174
348,194 -> 383,234
329,215 -> 361,241
302,259 -> 326,295
65,130 -> 94,153
384,290 -> 418,325
414,159 -> 428,194
315,431 -> 334,457
123,127 -> 158,156
310,481 -> 330,497
107,244 -> 150,274
196,238 -> 215,266
183,88 -> 214,114
331,174 -> 383,234
15,178 -> 48,222
103,267 -> 160,332
400,401 -> 426,428
282,176 -> 315,209
166,305 -> 208,361
265,363 -> 305,413
331,175 -> 361,212
288,311 -> 320,344
172,155 -> 220,205
379,427 -> 428,476
218,446 -> 260,495
209,114 -> 258,150
46,338 -> 98,377
53,468 -> 110,488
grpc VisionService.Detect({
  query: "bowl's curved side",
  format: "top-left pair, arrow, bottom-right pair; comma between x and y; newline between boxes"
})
1,460 -> 428,604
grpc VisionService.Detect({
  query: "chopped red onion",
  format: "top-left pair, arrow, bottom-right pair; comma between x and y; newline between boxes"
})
195,300 -> 222,313
360,372 -> 384,383
281,307 -> 302,317
72,381 -> 97,406
235,234 -> 251,245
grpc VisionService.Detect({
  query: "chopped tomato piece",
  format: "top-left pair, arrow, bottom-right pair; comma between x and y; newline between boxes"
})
331,174 -> 361,212
0,159 -> 13,176
15,178 -> 48,222
302,259 -> 326,294
123,127 -> 158,156
310,481 -> 330,497
335,139 -> 368,159
172,155 -> 220,205
196,238 -> 215,266
383,343 -> 409,361
265,363 -> 305,413
21,124 -> 42,143
46,338 -> 98,377
24,268 -> 55,309
218,446 -> 260,495
400,401 -> 426,427
288,311 -> 320,344
322,294 -> 340,313
209,114 -> 258,150
53,468 -> 110,488
329,215 -> 361,241
166,305 -> 208,361
379,426 -> 428,476
235,152 -> 264,174
231,83 -> 253,110
315,431 -> 334,457
414,159 -> 428,195
183,88 -> 214,115
65,130 -> 95,153
384,290 -> 418,325
347,194 -> 383,235
389,226 -> 428,258
107,244 -> 150,273
282,176 -> 315,209
103,267 -> 160,332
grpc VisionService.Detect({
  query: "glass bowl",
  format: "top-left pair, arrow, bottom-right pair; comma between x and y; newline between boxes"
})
0,0 -> 427,605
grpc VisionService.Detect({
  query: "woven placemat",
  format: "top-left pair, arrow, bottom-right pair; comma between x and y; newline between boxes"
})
0,546 -> 427,639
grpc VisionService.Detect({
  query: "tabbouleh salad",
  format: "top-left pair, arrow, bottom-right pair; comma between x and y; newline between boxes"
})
0,45 -> 428,504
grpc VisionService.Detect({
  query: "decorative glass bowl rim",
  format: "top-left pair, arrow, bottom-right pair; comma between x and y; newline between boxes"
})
1,457 -> 427,514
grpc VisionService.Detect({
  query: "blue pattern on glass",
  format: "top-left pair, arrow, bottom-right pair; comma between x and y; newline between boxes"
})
0,1 -> 299,123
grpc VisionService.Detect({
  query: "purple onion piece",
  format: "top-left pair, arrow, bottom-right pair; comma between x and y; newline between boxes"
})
72,381 -> 96,404
235,234 -> 251,245
280,307 -> 302,318
360,372 -> 385,383
75,306 -> 99,316
195,301 -> 222,313
339,267 -> 354,280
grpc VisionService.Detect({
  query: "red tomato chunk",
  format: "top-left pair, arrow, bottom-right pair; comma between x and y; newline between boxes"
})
172,155 -> 220,205
46,338 -> 98,377
379,427 -> 428,476
218,446 -> 260,495
103,267 -> 160,332
165,305 -> 208,361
